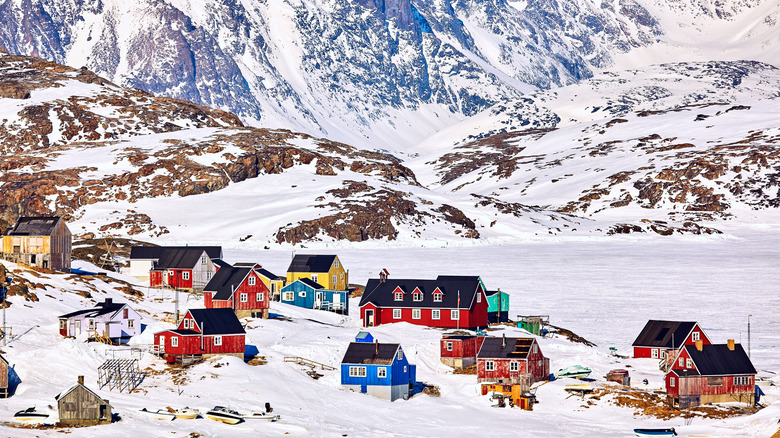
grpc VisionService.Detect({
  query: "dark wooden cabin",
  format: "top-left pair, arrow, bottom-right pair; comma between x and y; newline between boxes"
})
55,376 -> 112,426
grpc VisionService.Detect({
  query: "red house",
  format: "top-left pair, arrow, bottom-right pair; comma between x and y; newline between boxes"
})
665,339 -> 756,408
359,275 -> 489,329
632,320 -> 711,368
203,265 -> 271,319
440,334 -> 486,369
153,308 -> 245,363
477,335 -> 549,387
148,247 -> 222,292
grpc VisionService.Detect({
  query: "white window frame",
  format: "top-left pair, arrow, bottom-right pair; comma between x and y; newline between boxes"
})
532,344 -> 538,354
412,309 -> 421,319
311,274 -> 318,283
88,319 -> 95,330
128,319 -> 135,329
446,342 -> 453,351
377,367 -> 387,378
398,349 -> 403,360
335,260 -> 339,269
59,319 -> 66,330
214,336 -> 223,346
486,361 -> 495,371
240,293 -> 248,303
283,291 -> 294,301
171,336 -> 178,347
349,366 -> 366,377
393,309 -> 401,319
183,319 -> 190,329
651,348 -> 659,359
248,276 -> 256,286
686,358 -> 692,369
433,293 -> 442,302
207,271 -> 212,280
201,256 -> 207,264
182,271 -> 190,281
257,292 -> 264,302
692,331 -> 700,342
510,362 -> 519,372
394,292 -> 403,301
678,357 -> 684,367
670,377 -> 676,387
299,290 -> 306,297
451,310 -> 459,320
432,309 -> 440,320
477,293 -> 481,303
333,275 -> 337,285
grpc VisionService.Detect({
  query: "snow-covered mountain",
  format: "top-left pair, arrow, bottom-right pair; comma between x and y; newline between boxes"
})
1,0 -> 777,149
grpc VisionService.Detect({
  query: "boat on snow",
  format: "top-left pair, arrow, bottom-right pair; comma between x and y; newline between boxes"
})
139,408 -> 176,420
13,407 -> 50,422
633,428 -> 677,437
240,410 -> 281,421
555,365 -> 592,379
206,406 -> 243,424
171,407 -> 199,419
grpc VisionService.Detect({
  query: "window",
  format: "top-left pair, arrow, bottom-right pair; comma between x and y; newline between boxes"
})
413,292 -> 422,302
692,331 -> 700,342
432,310 -> 440,320
257,292 -> 264,302
182,271 -> 190,281
349,366 -> 366,377
446,342 -> 453,351
404,366 -> 407,373
486,361 -> 495,371
397,349 -> 403,360
670,377 -> 676,387
333,275 -> 337,285
532,344 -> 538,354
248,276 -> 256,286
128,319 -> 135,329
335,260 -> 339,269
59,319 -> 66,330
412,309 -> 421,319
734,376 -> 750,386
183,319 -> 189,329
171,337 -> 178,347
393,309 -> 401,319
394,292 -> 403,301
271,283 -> 277,293
201,256 -> 207,264
433,293 -> 442,302
651,349 -> 659,359
240,293 -> 248,303
706,377 -> 722,387
88,319 -> 95,330
283,291 -> 294,301
377,367 -> 387,378
678,358 -> 684,367
340,274 -> 344,280
686,358 -> 692,369
123,308 -> 129,319
311,274 -> 318,283
214,336 -> 223,346
299,290 -> 306,297
477,293 -> 481,303
451,310 -> 459,320
207,271 -> 212,280
510,362 -> 519,372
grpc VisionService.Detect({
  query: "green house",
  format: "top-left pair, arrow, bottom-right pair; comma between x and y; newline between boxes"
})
485,289 -> 509,324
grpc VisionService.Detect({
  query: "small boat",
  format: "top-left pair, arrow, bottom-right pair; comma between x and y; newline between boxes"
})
555,365 -> 592,379
139,408 -> 176,421
206,406 -> 243,425
564,383 -> 593,392
633,428 -> 677,437
240,410 -> 281,421
170,406 -> 199,419
14,407 -> 50,422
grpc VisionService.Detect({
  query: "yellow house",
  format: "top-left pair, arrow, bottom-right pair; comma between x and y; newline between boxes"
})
255,268 -> 286,301
1,216 -> 72,271
286,254 -> 348,290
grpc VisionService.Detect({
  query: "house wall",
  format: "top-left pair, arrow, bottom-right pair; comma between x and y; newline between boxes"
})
477,341 -> 547,384
667,374 -> 755,405
129,259 -> 155,280
440,336 -> 486,369
153,330 -> 245,356
287,256 -> 348,290
0,358 -> 8,392
340,353 -> 413,402
50,220 -> 72,271
60,308 -> 140,339
206,272 -> 270,318
57,386 -> 111,426
191,253 -> 216,291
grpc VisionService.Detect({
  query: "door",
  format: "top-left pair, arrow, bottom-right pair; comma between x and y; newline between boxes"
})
315,292 -> 323,309
333,293 -> 341,310
365,310 -> 374,327
75,320 -> 81,335
105,322 -> 111,339
159,336 -> 165,353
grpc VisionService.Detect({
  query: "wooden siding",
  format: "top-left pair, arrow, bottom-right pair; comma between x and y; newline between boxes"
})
634,325 -> 711,358
153,330 -> 245,356
0,356 -> 7,392
0,220 -> 71,271
477,341 -> 547,384
57,385 -> 111,426
281,281 -> 349,313
287,256 -> 348,290
441,337 -> 485,360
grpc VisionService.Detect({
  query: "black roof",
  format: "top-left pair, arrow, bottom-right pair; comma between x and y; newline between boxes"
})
684,343 -> 756,376
213,259 -> 232,269
341,342 -> 400,365
255,268 -> 282,281
184,309 -> 245,335
204,267 -> 252,300
287,254 -> 337,273
130,246 -> 222,260
442,335 -> 479,341
360,275 -> 483,309
58,299 -> 126,319
477,336 -> 535,359
632,320 -> 699,349
297,278 -> 324,289
6,217 -> 62,236
154,248 -> 214,270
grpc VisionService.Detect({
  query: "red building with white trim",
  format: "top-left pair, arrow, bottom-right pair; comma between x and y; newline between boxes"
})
359,275 -> 489,329
153,308 -> 245,363
632,320 -> 711,368
203,265 -> 271,319
440,334 -> 486,369
476,335 -> 549,386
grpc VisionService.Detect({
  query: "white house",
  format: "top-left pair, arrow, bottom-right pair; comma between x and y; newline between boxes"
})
58,298 -> 141,343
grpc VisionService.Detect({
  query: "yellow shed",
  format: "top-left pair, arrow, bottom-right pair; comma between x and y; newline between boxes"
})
286,254 -> 348,290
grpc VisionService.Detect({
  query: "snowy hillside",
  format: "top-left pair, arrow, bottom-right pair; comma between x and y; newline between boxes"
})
0,0 -> 777,148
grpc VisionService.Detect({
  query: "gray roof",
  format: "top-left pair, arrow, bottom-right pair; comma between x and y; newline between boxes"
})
184,309 -> 245,335
287,254 -> 337,273
341,342 -> 400,365
6,217 -> 62,236
632,320 -> 699,349
130,246 -> 222,260
204,267 -> 253,300
360,275 -> 483,309
477,336 -> 535,359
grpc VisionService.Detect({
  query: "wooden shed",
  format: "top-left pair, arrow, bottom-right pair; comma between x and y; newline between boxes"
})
55,376 -> 112,426
0,354 -> 8,398
440,334 -> 485,369
1,216 -> 72,271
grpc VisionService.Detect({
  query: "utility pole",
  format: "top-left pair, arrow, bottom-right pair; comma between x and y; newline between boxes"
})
748,314 -> 752,358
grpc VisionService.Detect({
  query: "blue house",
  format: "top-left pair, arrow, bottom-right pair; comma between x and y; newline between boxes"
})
341,336 -> 416,401
280,278 -> 349,314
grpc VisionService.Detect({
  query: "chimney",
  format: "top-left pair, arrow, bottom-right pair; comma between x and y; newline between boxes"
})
374,339 -> 378,356
695,339 -> 703,351
727,339 -> 735,351
502,333 -> 506,349
77,376 -> 84,385
104,298 -> 112,305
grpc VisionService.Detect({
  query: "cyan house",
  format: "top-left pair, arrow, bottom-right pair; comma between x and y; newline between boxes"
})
341,335 -> 416,401
280,278 -> 349,314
